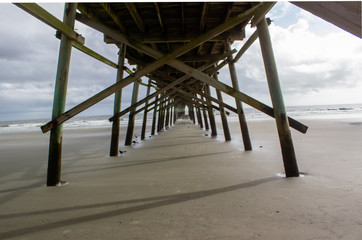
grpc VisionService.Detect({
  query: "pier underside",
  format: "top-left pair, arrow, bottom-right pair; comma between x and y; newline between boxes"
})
12,2 -> 360,185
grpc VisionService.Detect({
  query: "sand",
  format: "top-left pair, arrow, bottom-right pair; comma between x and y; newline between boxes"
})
0,117 -> 362,239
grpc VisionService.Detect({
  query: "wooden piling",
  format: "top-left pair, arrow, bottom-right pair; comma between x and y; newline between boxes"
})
195,105 -> 202,128
213,71 -> 231,141
204,85 -> 217,136
201,97 -> 209,130
47,3 -> 77,186
257,17 -> 299,177
226,41 -> 252,150
157,97 -> 163,132
169,102 -> 173,127
197,107 -> 204,128
190,105 -> 196,124
165,99 -> 171,128
125,75 -> 140,145
110,44 -> 126,156
151,95 -> 158,135
141,79 -> 151,140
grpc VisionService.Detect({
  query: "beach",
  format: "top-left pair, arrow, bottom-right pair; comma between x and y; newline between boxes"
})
0,115 -> 362,239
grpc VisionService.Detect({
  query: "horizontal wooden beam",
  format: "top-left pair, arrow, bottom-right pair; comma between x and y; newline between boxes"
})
103,30 -> 245,44
15,3 -> 85,44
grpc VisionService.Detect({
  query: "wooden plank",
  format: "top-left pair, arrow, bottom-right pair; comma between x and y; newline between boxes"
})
14,3 -> 85,44
200,3 -> 208,32
125,3 -> 145,32
154,3 -> 165,32
100,3 -> 126,33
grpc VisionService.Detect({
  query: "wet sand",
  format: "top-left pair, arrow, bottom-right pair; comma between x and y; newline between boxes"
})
0,117 -> 362,239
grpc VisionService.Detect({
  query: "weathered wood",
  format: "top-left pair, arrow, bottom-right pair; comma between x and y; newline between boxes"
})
195,105 -> 202,128
46,3 -> 77,186
201,96 -> 210,130
257,17 -> 299,177
226,41 -> 252,151
154,3 -> 165,32
169,102 -> 173,127
15,3 -> 84,44
125,3 -> 145,32
165,99 -> 171,128
110,44 -> 126,156
141,79 -> 152,140
214,72 -> 231,141
151,95 -> 158,136
125,76 -> 140,146
204,85 -> 217,136
99,3 -> 126,33
200,3 -> 209,32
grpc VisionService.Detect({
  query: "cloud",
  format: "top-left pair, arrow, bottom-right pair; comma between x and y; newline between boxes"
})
222,4 -> 362,107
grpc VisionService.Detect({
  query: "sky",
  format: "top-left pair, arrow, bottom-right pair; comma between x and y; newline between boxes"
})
0,2 -> 361,121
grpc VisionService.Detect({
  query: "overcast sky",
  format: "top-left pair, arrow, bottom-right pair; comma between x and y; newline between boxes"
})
0,2 -> 361,121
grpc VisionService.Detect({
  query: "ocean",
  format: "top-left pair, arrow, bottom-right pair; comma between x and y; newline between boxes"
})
1,103 -> 362,134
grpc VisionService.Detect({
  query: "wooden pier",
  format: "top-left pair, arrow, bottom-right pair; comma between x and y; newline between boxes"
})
13,2 -> 361,186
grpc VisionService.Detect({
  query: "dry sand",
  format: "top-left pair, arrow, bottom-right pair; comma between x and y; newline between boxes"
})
0,117 -> 362,239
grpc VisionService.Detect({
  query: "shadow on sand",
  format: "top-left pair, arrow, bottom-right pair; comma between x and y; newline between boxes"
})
0,176 -> 280,239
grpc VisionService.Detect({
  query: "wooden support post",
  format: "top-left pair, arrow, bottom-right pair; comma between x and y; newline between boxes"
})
110,44 -> 125,156
204,85 -> 217,136
190,105 -> 196,124
173,103 -> 177,124
125,74 -> 140,145
165,99 -> 171,129
169,102 -> 173,127
141,79 -> 151,140
201,97 -> 209,130
213,72 -> 231,141
226,41 -> 252,150
195,105 -> 202,128
151,95 -> 159,135
257,17 -> 299,177
157,97 -> 163,132
197,107 -> 204,128
47,3 -> 77,186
